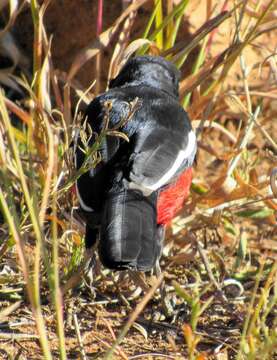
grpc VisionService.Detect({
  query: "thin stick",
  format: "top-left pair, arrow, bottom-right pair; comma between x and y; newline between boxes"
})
39,112 -> 55,227
0,93 -> 52,360
227,103 -> 261,177
226,48 -> 261,177
129,354 -> 176,360
104,274 -> 163,360
253,118 -> 277,153
270,168 -> 277,197
0,332 -> 39,340
51,130 -> 67,360
0,301 -> 22,322
102,319 -> 128,360
95,0 -> 103,94
60,248 -> 94,297
194,237 -> 227,302
73,313 -> 87,360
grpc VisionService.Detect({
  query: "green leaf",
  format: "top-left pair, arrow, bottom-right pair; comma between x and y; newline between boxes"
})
173,280 -> 193,306
235,208 -> 274,219
12,126 -> 27,144
223,218 -> 238,236
238,232 -> 248,261
191,182 -> 209,195
139,0 -> 189,56
141,0 -> 161,40
154,0 -> 163,49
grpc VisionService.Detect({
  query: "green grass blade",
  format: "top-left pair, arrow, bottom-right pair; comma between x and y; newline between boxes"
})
147,0 -> 189,50
142,0 -> 161,39
182,37 -> 208,109
154,0 -> 163,49
0,92 -> 53,360
172,9 -> 233,68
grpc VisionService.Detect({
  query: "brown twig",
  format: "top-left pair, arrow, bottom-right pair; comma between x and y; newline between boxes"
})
194,236 -> 227,302
104,274 -> 163,360
0,301 -> 22,322
73,313 -> 87,360
102,318 -> 129,360
60,248 -> 94,297
0,332 -> 39,340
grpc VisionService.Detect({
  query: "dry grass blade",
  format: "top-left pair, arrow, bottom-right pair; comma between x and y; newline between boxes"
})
37,34 -> 51,112
42,32 -> 64,111
73,313 -> 87,360
39,113 -> 55,227
228,115 -> 260,176
68,27 -> 116,81
192,119 -> 237,143
60,248 -> 94,297
0,332 -> 39,340
128,354 -> 176,359
108,7 -> 137,82
95,0 -> 103,95
179,45 -> 238,96
103,318 -> 129,360
164,9 -> 232,60
3,96 -> 31,125
253,118 -> 277,153
0,0 -> 21,38
122,38 -> 160,62
195,238 -> 227,302
0,301 -> 21,322
104,274 -> 163,360
50,131 -> 67,360
0,92 -> 53,360
270,167 -> 277,197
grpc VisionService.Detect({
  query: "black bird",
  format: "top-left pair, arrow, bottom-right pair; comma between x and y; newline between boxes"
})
74,55 -> 197,271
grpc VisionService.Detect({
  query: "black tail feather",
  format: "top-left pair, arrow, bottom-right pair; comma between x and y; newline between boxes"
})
136,225 -> 165,270
99,183 -> 161,271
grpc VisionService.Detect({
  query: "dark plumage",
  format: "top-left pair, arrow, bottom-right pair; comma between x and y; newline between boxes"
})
74,55 -> 197,271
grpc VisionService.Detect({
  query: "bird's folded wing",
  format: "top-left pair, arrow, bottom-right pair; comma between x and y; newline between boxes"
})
129,127 -> 197,193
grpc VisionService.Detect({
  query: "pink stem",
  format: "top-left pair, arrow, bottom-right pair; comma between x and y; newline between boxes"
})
206,0 -> 229,55
97,0 -> 103,36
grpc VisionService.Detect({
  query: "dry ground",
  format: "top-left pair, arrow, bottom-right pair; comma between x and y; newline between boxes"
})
0,1 -> 276,359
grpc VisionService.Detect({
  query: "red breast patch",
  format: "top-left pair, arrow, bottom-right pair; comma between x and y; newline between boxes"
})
157,167 -> 193,225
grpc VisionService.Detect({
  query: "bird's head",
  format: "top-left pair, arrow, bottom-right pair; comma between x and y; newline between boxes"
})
109,55 -> 180,98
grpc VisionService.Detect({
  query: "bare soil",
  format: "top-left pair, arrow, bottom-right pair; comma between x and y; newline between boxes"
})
1,1 -> 276,359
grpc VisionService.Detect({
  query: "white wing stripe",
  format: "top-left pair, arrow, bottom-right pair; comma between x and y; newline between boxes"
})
147,130 -> 196,191
76,184 -> 94,212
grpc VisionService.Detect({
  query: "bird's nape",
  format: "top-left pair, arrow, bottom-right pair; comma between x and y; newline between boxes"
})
109,55 -> 180,98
